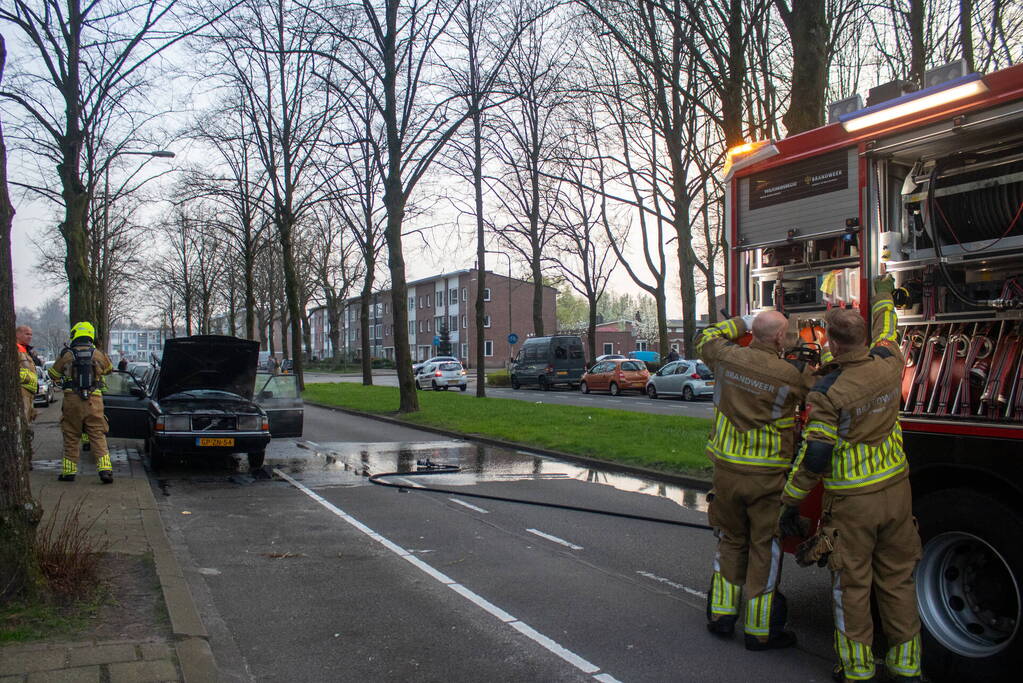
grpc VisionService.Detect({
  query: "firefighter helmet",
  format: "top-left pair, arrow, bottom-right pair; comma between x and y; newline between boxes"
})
70,321 -> 96,341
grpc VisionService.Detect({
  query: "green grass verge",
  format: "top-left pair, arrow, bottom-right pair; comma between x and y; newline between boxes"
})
0,592 -> 101,643
303,383 -> 713,477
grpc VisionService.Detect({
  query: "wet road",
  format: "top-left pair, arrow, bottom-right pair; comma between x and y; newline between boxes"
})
145,404 -> 835,682
305,373 -> 716,419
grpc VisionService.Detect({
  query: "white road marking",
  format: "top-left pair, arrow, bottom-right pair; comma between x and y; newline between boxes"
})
274,469 -> 616,681
636,570 -> 707,598
594,674 -> 625,683
527,528 -> 584,551
579,397 -> 594,401
394,477 -> 423,488
449,498 -> 489,513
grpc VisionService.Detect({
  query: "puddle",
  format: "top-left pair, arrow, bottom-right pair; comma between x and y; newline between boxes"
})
289,440 -> 709,512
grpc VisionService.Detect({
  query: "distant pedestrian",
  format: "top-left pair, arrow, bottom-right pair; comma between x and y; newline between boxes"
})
667,348 -> 680,362
269,356 -> 280,374
117,355 -> 128,372
48,321 -> 115,484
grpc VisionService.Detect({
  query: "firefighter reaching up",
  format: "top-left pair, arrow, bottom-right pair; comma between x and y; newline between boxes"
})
48,321 -> 115,484
696,309 -> 815,650
780,275 -> 922,683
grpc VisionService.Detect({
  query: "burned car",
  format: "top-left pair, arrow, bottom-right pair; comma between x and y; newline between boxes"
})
103,335 -> 302,470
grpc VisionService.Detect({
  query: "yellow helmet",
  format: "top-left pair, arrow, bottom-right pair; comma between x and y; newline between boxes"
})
70,321 -> 96,341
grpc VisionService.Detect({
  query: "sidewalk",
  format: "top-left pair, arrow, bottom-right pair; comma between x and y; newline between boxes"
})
0,406 -> 216,683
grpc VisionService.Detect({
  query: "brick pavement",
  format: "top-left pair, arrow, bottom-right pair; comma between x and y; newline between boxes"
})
0,402 -> 216,682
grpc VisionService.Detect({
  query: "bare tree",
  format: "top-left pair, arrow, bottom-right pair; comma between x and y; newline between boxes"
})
309,206 -> 363,362
0,33 -> 41,602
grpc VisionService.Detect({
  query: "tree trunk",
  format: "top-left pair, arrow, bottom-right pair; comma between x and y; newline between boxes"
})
244,244 -> 257,340
384,183 -> 417,412
909,0 -> 926,86
721,0 -> 746,147
278,213 -> 305,390
327,295 -> 342,362
778,0 -> 829,135
473,106 -> 488,395
359,275 -> 374,385
586,296 -> 597,365
531,249 -> 544,337
0,35 -> 42,601
228,270 -> 237,336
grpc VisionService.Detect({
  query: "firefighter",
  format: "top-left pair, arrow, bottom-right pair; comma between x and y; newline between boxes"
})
16,324 -> 39,428
779,275 -> 922,683
696,309 -> 814,650
48,321 -> 115,484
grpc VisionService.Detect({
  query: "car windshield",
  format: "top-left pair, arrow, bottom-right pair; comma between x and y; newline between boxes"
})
163,389 -> 246,401
438,362 -> 461,371
621,361 -> 644,371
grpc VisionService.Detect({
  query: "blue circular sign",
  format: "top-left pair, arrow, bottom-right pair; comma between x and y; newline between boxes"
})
433,335 -> 441,345
507,333 -> 519,344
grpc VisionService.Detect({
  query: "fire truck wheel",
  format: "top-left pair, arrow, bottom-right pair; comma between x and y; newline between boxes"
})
914,489 -> 1022,682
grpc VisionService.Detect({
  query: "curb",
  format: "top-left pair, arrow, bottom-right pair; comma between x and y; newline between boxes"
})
304,400 -> 712,492
134,464 -> 218,682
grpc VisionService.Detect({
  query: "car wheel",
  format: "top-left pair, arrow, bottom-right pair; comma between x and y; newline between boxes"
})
247,451 -> 266,470
147,440 -> 165,471
441,386 -> 449,391
647,384 -> 658,399
511,376 -> 521,390
415,379 -> 421,390
913,489 -> 1022,682
580,381 -> 589,394
432,381 -> 440,391
609,382 -> 620,396
683,386 -> 695,401
459,385 -> 467,392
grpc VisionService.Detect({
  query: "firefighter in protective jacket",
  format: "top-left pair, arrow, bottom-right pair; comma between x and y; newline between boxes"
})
48,321 -> 115,484
780,275 -> 922,682
16,325 -> 39,426
696,310 -> 814,650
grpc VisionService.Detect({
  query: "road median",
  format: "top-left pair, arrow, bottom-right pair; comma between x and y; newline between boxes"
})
304,383 -> 713,479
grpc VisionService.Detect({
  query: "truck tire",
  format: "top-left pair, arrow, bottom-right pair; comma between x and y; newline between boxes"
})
914,489 -> 1022,682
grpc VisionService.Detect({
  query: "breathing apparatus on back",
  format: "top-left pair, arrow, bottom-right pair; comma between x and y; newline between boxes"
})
67,321 -> 98,400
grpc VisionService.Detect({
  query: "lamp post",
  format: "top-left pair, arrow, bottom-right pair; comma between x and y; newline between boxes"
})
102,149 -> 175,347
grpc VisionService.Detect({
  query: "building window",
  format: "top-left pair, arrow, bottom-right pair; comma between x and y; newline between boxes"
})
427,319 -> 432,332
384,303 -> 389,314
637,341 -> 648,351
461,314 -> 467,329
426,294 -> 431,308
484,340 -> 493,357
483,288 -> 491,302
603,342 -> 614,355
410,321 -> 415,335
419,321 -> 424,332
483,315 -> 491,328
460,343 -> 468,359
375,324 -> 382,339
437,291 -> 444,306
449,315 -> 457,331
435,316 -> 443,332
461,287 -> 467,302
409,297 -> 415,310
449,288 -> 457,306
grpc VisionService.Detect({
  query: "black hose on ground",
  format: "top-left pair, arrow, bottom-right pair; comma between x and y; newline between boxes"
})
368,462 -> 714,532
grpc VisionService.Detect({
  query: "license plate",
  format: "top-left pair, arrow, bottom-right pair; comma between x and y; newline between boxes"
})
447,379 -> 460,384
197,437 -> 234,447
556,371 -> 567,375
706,381 -> 715,386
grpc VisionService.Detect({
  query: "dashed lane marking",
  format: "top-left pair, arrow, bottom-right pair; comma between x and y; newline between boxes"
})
449,498 -> 489,513
274,469 -> 616,681
527,528 -> 584,551
636,570 -> 707,598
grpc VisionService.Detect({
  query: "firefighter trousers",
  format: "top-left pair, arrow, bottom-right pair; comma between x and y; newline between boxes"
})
21,387 -> 36,425
707,467 -> 787,641
825,478 -> 922,681
60,394 -> 111,475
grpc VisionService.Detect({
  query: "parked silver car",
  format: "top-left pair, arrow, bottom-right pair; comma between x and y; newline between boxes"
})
645,360 -> 715,401
34,366 -> 57,406
415,360 -> 467,391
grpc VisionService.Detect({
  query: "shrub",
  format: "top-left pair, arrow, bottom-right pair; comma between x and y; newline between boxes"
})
371,358 -> 396,369
486,370 -> 511,386
36,495 -> 108,598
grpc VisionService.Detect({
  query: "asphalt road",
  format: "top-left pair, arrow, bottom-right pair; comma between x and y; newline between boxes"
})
148,404 -> 836,682
304,372 -> 716,420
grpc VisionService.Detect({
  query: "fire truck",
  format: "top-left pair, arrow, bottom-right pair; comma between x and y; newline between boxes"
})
723,60 -> 1022,681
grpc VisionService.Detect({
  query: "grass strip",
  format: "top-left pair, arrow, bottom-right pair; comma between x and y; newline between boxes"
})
303,383 -> 713,476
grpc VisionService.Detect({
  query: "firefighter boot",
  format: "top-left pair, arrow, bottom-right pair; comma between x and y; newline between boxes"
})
744,591 -> 797,651
831,664 -> 878,682
97,454 -> 113,484
706,571 -> 740,636
58,457 -> 77,482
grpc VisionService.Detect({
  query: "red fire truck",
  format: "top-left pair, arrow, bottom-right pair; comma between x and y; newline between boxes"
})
723,60 -> 1022,681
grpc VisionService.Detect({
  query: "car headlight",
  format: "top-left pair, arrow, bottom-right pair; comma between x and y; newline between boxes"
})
157,415 -> 191,431
237,415 -> 261,431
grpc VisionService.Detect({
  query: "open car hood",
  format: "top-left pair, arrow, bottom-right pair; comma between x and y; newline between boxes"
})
156,335 -> 260,401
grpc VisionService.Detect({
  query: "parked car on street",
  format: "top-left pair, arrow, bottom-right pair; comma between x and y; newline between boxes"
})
415,360 -> 467,391
34,367 -> 57,406
645,359 -> 714,401
580,359 -> 650,396
412,355 -> 458,375
102,335 -> 303,471
510,335 -> 586,390
595,353 -> 626,362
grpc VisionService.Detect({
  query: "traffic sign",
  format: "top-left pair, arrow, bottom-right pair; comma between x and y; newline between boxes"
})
433,335 -> 441,345
507,333 -> 519,344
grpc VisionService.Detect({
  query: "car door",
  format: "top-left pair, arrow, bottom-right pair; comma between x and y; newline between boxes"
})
102,370 -> 152,439
588,362 -> 608,390
417,363 -> 434,388
675,362 -> 696,393
655,361 -> 680,395
255,372 -> 304,437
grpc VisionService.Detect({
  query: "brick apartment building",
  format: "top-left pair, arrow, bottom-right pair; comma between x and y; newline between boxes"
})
309,269 -> 557,368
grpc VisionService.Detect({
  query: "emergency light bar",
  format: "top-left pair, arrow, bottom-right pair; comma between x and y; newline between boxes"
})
721,140 -> 779,181
840,73 -> 988,132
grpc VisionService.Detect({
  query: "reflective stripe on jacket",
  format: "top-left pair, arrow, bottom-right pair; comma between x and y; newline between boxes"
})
698,316 -> 813,473
783,296 -> 906,503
